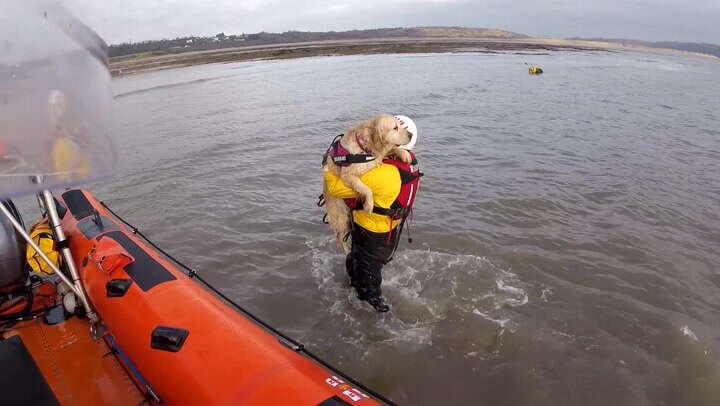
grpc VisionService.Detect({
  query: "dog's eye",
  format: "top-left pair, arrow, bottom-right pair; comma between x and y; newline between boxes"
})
393,126 -> 398,130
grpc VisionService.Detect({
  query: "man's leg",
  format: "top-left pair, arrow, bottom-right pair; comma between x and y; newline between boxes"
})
353,245 -> 384,300
345,253 -> 359,288
348,225 -> 395,312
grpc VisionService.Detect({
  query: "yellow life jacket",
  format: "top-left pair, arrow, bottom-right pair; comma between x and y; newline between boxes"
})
51,136 -> 91,180
26,220 -> 60,275
323,163 -> 402,233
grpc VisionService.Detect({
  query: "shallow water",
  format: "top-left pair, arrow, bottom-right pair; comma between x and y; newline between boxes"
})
61,51 -> 720,404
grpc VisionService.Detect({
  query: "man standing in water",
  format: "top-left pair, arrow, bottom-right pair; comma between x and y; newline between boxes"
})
323,115 -> 421,312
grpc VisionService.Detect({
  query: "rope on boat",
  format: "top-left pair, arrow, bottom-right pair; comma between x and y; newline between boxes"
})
100,201 -> 399,406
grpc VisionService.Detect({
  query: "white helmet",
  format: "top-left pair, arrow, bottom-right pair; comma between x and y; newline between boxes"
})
394,115 -> 417,150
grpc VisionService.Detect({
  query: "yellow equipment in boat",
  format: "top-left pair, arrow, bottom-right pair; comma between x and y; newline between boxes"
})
26,219 -> 60,274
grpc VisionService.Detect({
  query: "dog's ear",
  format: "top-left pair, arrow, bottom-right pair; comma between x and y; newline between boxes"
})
370,117 -> 386,150
346,120 -> 367,141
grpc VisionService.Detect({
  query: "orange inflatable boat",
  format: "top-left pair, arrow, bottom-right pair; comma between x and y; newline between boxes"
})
1,190 -> 389,405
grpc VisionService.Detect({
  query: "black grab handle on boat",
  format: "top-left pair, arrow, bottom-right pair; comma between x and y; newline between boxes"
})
150,326 -> 190,352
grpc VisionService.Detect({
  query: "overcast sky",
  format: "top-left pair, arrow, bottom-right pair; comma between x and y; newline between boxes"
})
61,0 -> 720,45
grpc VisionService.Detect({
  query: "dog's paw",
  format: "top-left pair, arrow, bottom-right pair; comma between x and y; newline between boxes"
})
363,197 -> 374,214
397,149 -> 412,163
341,241 -> 351,255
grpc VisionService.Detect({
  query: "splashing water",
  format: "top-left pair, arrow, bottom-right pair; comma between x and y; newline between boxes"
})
306,237 -> 530,348
681,325 -> 699,342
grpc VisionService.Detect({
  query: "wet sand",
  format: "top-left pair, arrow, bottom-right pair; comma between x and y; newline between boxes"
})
110,38 -> 615,76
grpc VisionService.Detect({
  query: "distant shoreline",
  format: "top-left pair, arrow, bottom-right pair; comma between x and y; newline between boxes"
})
109,37 -> 715,77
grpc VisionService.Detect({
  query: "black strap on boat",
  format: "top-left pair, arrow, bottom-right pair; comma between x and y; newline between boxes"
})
99,201 -> 398,406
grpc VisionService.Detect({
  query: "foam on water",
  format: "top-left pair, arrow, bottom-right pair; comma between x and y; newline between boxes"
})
681,325 -> 699,341
306,236 -> 530,347
472,309 -> 512,330
540,287 -> 553,302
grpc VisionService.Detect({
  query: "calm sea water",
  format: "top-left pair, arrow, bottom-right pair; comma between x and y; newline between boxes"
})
84,51 -> 720,405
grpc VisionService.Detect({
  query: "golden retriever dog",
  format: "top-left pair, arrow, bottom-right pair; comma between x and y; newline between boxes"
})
323,114 -> 412,254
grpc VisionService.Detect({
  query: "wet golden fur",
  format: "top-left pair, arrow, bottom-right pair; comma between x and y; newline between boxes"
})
322,114 -> 412,254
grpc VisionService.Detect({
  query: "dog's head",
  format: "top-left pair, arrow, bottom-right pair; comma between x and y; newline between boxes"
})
367,114 -> 412,153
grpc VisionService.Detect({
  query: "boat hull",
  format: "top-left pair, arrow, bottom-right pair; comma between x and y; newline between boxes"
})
57,189 -> 379,405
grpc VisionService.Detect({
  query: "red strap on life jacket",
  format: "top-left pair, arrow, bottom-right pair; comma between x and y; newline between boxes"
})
344,152 -> 421,219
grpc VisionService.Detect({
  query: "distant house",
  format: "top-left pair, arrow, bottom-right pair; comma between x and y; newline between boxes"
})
186,39 -> 193,44
215,32 -> 227,41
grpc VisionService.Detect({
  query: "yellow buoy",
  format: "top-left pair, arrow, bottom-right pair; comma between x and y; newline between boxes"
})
528,65 -> 544,75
